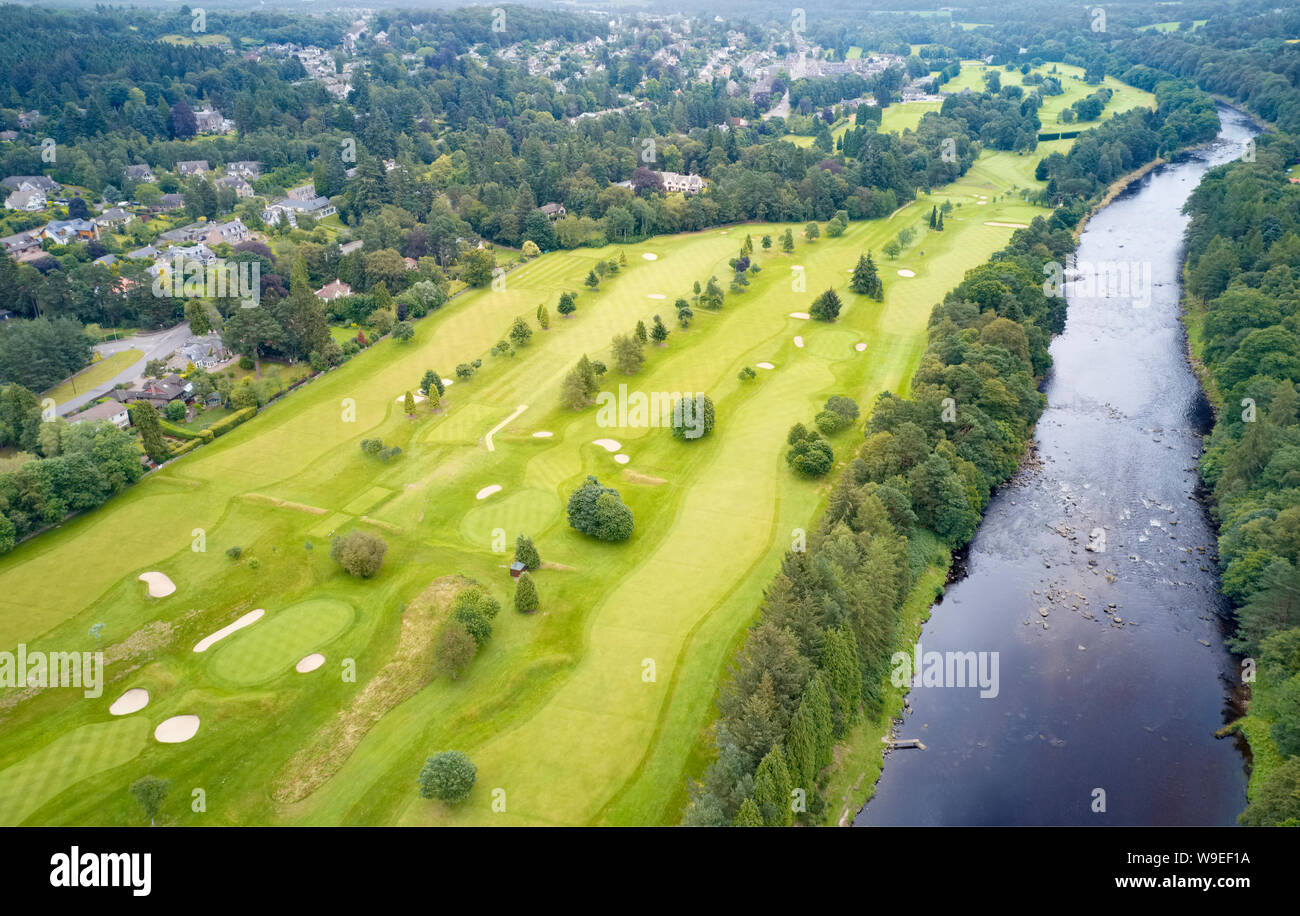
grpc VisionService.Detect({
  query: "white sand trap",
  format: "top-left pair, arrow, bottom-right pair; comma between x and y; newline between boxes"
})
756,361 -> 775,370
109,688 -> 149,716
155,715 -> 200,744
441,378 -> 454,387
614,454 -> 630,465
976,200 -> 988,205
855,342 -> 868,352
138,571 -> 175,598
897,269 -> 916,278
794,336 -> 804,348
476,484 -> 502,500
532,431 -> 553,438
984,221 -> 1029,228
194,608 -> 265,653
296,653 -> 326,673
789,311 -> 811,319
592,438 -> 621,452
394,393 -> 427,404
648,293 -> 666,299
642,252 -> 658,260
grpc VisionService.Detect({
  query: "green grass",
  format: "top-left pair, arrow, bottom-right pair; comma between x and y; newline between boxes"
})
0,120 -> 1090,826
44,349 -> 143,407
207,598 -> 355,686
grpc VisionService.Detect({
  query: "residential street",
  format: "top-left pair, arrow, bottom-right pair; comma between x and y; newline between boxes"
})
55,322 -> 192,416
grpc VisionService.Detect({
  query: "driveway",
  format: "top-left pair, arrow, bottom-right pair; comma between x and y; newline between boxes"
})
57,322 -> 193,416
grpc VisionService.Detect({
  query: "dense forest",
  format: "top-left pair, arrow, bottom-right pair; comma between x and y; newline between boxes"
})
1183,131 -> 1300,826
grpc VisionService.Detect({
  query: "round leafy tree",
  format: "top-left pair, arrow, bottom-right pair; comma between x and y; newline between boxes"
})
671,394 -> 716,441
566,476 -> 634,541
329,530 -> 388,578
418,751 -> 477,803
786,426 -> 834,477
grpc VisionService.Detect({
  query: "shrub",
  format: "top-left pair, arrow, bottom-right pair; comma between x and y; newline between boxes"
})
329,530 -> 388,578
814,410 -> 845,435
226,546 -> 242,559
786,425 -> 834,476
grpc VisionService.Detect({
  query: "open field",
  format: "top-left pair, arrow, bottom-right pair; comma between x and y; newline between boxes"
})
43,348 -> 144,407
0,125 -> 1071,826
939,60 -> 1154,129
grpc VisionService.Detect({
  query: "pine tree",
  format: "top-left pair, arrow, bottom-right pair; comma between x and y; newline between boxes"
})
130,401 -> 171,463
634,320 -> 648,344
514,571 -> 540,613
536,303 -> 550,330
427,386 -> 442,412
781,229 -> 795,252
753,745 -> 793,826
929,205 -> 937,228
822,627 -> 862,736
514,534 -> 541,570
810,287 -> 843,322
805,673 -> 834,772
404,390 -> 416,415
557,291 -> 577,316
584,270 -> 600,290
650,315 -> 669,345
732,798 -> 764,826
936,211 -> 944,230
784,696 -> 819,798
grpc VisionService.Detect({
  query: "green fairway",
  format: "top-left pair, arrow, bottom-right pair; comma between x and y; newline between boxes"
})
0,118 -> 1085,826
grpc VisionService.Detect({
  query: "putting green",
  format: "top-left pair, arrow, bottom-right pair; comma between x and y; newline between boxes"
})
459,487 -> 561,546
207,598 -> 355,686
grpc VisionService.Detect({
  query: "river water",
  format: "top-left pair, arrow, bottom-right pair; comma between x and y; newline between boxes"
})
857,107 -> 1257,826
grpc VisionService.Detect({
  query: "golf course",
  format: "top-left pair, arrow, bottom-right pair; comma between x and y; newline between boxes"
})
0,77 -> 1154,826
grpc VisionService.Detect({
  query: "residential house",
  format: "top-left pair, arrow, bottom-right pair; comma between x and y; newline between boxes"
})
262,195 -> 336,228
94,207 -> 134,230
16,110 -> 40,129
540,202 -> 567,219
177,334 -> 230,369
1,231 -> 43,261
225,160 -> 262,179
125,244 -> 161,261
202,218 -> 250,247
215,175 -> 255,198
155,193 -> 185,212
193,109 -> 233,134
338,240 -> 363,256
656,171 -> 706,194
112,374 -> 194,409
39,219 -> 100,245
0,131 -> 17,142
175,160 -> 210,177
5,188 -> 45,211
1,175 -> 59,193
125,164 -> 156,183
314,279 -> 353,301
286,183 -> 319,202
69,401 -> 131,429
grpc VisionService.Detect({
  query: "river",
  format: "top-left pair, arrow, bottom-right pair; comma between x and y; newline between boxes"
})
856,106 -> 1258,826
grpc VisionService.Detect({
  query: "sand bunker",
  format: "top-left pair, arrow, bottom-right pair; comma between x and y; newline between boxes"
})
154,715 -> 200,743
648,293 -> 666,299
394,393 -> 427,404
532,431 -> 553,438
789,311 -> 810,319
985,221 -> 1029,229
614,454 -> 630,465
109,688 -> 149,716
592,438 -> 622,452
642,252 -> 658,260
897,269 -> 916,278
793,336 -> 804,348
476,484 -> 502,500
441,378 -> 454,387
756,361 -> 775,370
194,608 -> 265,653
296,653 -> 326,673
138,572 -> 176,598
855,342 -> 868,352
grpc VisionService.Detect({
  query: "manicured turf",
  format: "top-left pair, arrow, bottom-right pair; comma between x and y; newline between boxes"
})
207,598 -> 355,686
44,348 -> 143,406
0,119 -> 1089,825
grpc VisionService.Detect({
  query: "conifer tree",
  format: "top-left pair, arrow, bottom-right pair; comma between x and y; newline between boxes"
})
514,571 -> 540,613
514,534 -> 541,570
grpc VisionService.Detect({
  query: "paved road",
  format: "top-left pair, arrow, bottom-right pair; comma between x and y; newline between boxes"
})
56,322 -> 193,416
